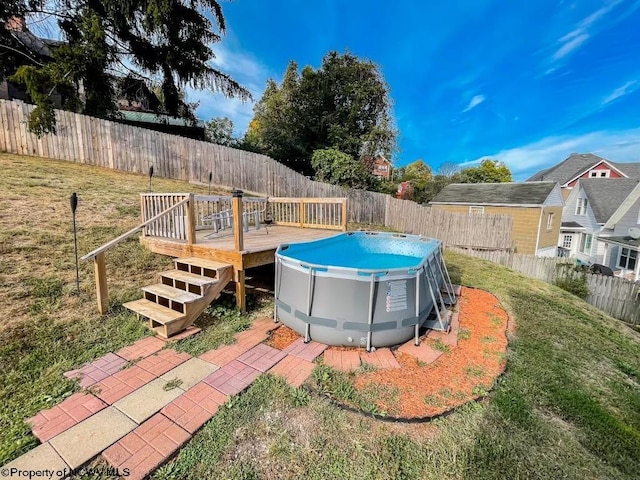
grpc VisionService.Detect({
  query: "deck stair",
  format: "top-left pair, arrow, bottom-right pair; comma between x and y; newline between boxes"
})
124,257 -> 232,338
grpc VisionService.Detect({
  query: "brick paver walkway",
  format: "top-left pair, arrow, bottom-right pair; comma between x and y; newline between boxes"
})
14,284 -> 463,480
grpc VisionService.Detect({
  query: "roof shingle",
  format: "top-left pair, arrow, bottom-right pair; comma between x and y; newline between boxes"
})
430,182 -> 557,205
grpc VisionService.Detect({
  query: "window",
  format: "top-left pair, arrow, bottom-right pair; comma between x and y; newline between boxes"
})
589,171 -> 598,177
547,213 -> 554,230
576,198 -> 588,215
618,247 -> 638,270
588,169 -> 610,178
562,235 -> 572,249
580,234 -> 592,254
469,206 -> 484,214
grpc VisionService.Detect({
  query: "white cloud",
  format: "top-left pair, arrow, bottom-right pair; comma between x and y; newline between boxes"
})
463,95 -> 486,113
189,43 -> 272,135
552,0 -> 623,62
552,33 -> 589,60
602,80 -> 639,104
472,128 -> 640,181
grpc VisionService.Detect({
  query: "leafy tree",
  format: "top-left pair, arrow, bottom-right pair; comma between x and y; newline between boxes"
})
311,148 -> 372,189
460,159 -> 512,183
1,0 -> 250,135
245,51 -> 397,178
205,117 -> 236,146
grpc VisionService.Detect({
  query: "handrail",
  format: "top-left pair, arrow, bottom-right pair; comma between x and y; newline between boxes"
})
81,197 -> 189,260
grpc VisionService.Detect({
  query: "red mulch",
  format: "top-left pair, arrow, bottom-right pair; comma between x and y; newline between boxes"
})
267,287 -> 509,419
352,287 -> 509,418
265,325 -> 301,350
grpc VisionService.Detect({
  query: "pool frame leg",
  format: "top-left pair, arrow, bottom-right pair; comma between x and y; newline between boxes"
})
366,273 -> 375,352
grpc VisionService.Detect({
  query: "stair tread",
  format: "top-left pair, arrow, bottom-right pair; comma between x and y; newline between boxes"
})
124,299 -> 185,324
142,284 -> 201,303
161,270 -> 217,286
175,257 -> 231,270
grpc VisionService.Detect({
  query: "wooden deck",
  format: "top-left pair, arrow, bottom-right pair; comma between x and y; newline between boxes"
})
141,225 -> 338,271
83,192 -> 347,315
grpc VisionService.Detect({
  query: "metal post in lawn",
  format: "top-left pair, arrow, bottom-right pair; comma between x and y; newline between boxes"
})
148,165 -> 154,193
70,192 -> 80,293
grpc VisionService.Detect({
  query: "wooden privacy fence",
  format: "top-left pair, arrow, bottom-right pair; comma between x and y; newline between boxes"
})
386,198 -> 513,249
450,247 -> 640,325
0,99 -> 511,249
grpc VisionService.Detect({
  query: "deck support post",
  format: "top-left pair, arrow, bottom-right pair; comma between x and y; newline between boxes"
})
94,252 -> 108,314
235,269 -> 246,312
299,201 -> 305,228
186,193 -> 196,245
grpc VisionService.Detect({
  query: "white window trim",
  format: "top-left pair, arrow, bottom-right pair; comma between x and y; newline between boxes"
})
575,198 -> 588,216
617,247 -> 638,270
637,207 -> 640,225
581,233 -> 593,255
547,213 -> 554,230
562,235 -> 572,249
469,206 -> 484,214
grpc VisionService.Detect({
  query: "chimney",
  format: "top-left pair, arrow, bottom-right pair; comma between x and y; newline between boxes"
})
6,16 -> 27,32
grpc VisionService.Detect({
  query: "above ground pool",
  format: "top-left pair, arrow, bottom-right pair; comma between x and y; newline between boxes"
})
274,231 -> 456,349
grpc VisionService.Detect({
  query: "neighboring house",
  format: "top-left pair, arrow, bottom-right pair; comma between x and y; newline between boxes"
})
558,179 -> 640,268
429,182 -> 563,256
114,111 -> 206,141
596,182 -> 640,281
1,16 -> 66,107
527,153 -> 640,199
370,154 -> 392,179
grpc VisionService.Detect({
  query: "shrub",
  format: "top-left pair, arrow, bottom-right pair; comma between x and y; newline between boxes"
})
555,275 -> 589,299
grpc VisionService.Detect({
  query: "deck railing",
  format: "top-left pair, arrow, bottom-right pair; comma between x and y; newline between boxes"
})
269,197 -> 347,231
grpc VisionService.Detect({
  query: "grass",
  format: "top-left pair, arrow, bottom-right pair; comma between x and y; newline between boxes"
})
1,153 -> 640,479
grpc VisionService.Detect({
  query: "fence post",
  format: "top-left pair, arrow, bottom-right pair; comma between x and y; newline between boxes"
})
299,200 -> 305,228
94,252 -> 108,314
341,199 -> 348,231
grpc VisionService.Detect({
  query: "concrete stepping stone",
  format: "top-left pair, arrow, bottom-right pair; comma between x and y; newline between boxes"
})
397,340 -> 443,364
27,392 -> 108,442
282,338 -> 327,362
2,443 -> 69,479
159,357 -> 219,391
94,366 -> 156,405
161,382 -> 228,434
135,349 -> 191,377
63,353 -> 128,388
203,359 -> 260,396
236,343 -> 286,372
359,348 -> 401,370
268,354 -> 315,387
322,350 -> 361,372
103,413 -> 190,480
113,378 -> 186,424
199,342 -> 254,367
116,337 -> 165,361
49,406 -> 136,470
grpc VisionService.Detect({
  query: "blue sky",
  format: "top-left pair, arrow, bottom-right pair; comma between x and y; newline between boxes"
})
189,0 -> 640,180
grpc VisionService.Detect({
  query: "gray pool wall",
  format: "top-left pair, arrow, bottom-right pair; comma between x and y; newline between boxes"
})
274,231 -> 448,348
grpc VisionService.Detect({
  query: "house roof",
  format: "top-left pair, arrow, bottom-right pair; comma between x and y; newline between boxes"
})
430,181 -> 557,206
597,236 -> 640,250
526,152 -> 640,184
526,153 -> 605,183
579,178 -> 640,223
117,110 -> 205,128
604,181 -> 640,229
561,221 -> 584,228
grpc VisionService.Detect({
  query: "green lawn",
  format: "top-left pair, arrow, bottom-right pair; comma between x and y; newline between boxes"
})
1,153 -> 639,479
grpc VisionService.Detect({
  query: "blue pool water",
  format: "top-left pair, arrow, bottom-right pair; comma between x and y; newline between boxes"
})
278,232 -> 439,270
